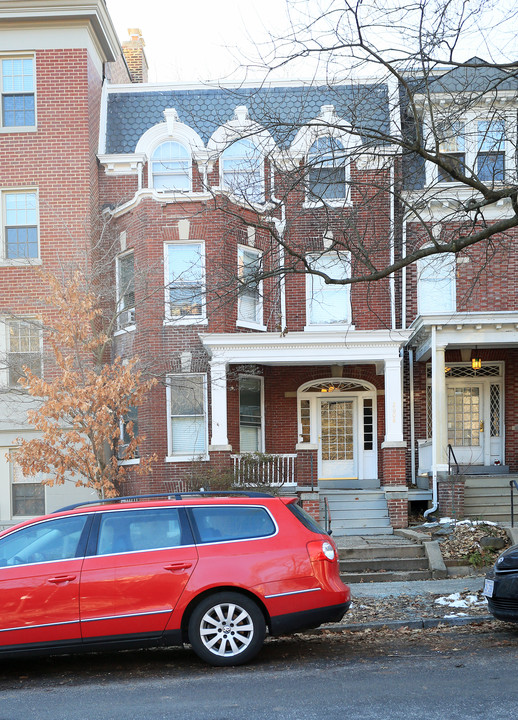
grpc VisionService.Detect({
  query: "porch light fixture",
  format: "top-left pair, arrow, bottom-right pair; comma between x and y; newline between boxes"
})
472,356 -> 482,370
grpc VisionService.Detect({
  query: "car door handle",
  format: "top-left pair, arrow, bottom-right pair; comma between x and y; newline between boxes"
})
164,562 -> 193,572
48,575 -> 77,584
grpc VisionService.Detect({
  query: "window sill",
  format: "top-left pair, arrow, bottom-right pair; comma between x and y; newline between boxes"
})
303,323 -> 355,332
118,458 -> 140,466
165,455 -> 209,462
0,258 -> 42,267
114,324 -> 136,336
303,198 -> 350,209
0,125 -> 37,134
163,317 -> 208,327
236,319 -> 266,331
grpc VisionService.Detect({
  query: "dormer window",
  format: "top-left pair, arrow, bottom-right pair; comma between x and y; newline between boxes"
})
307,136 -> 347,201
221,138 -> 264,204
437,122 -> 466,182
151,141 -> 191,191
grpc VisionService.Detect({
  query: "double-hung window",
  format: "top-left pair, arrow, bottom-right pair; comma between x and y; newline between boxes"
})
9,449 -> 45,517
307,136 -> 347,202
239,376 -> 263,452
1,56 -> 35,129
167,373 -> 207,458
237,245 -> 263,327
116,252 -> 135,329
151,141 -> 191,191
6,318 -> 42,388
2,190 -> 38,260
437,122 -> 466,182
119,406 -> 139,461
417,253 -> 456,315
306,252 -> 352,327
221,139 -> 264,204
165,242 -> 205,323
477,120 -> 505,183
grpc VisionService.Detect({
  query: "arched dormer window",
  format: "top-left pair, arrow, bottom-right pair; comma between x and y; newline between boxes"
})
221,138 -> 264,204
307,136 -> 347,201
151,141 -> 191,192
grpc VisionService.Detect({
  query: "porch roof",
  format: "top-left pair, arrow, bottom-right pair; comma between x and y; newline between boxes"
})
408,311 -> 518,361
200,329 -> 410,367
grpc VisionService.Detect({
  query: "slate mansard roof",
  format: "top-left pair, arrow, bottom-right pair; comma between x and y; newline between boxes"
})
104,82 -> 392,155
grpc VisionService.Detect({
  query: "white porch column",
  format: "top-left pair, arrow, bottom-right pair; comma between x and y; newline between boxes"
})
382,356 -> 405,446
208,360 -> 232,451
431,333 -> 448,472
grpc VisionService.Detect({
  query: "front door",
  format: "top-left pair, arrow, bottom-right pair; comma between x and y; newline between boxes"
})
319,398 -> 356,479
447,384 -> 484,466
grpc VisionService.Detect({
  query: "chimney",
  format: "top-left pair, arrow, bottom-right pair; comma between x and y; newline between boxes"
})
122,28 -> 148,83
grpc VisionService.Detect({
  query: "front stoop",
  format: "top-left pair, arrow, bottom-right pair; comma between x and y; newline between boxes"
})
320,489 -> 393,536
336,532 -> 448,583
464,474 -> 518,523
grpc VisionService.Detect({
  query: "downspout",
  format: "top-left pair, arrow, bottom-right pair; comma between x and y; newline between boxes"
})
401,217 -> 407,330
389,161 -> 396,329
424,325 -> 438,518
271,172 -> 286,331
409,347 -> 416,484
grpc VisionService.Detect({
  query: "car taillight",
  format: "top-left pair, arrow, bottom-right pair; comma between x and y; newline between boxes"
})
307,539 -> 336,562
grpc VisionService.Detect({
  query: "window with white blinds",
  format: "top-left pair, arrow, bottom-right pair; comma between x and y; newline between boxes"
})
167,374 -> 207,457
417,252 -> 456,315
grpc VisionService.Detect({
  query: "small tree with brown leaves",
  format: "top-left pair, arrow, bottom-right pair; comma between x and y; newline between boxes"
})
13,271 -> 156,498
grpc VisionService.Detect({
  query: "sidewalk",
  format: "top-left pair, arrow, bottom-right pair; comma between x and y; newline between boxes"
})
317,574 -> 492,634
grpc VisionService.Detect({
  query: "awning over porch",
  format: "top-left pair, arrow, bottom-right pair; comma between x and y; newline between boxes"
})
200,329 -> 410,451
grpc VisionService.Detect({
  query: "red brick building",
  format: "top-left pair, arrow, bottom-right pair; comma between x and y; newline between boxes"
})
1,2 -> 517,533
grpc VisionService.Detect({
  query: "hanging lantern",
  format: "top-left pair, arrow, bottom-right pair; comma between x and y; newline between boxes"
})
471,357 -> 482,370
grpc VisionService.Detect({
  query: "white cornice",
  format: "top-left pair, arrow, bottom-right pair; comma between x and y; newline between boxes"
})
200,329 -> 410,366
0,1 -> 120,62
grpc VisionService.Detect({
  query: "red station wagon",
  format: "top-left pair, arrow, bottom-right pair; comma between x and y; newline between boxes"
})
0,492 -> 350,666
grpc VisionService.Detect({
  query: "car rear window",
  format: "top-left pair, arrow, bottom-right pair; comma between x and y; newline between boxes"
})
190,505 -> 276,543
287,502 -> 326,535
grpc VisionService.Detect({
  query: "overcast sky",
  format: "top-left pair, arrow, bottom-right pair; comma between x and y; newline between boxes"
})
106,0 -> 293,83
105,0 -> 518,85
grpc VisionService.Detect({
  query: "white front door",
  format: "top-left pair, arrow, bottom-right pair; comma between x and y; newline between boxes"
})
318,398 -> 356,479
447,384 -> 484,466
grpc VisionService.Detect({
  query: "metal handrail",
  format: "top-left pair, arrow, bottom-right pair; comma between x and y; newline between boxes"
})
447,444 -> 460,475
510,480 -> 518,527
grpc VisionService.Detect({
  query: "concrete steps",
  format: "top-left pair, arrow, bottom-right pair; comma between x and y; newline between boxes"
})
464,474 -> 517,522
320,489 -> 392,536
338,537 -> 434,584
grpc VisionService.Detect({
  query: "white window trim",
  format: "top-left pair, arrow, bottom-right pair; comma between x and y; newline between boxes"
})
236,244 -> 265,330
115,250 -> 136,334
219,138 -> 266,205
9,448 -> 46,519
163,240 -> 207,326
0,188 -> 41,265
1,316 -> 43,389
426,110 -> 517,187
0,53 -> 37,132
239,374 -> 265,453
166,372 -> 209,461
304,251 -> 353,330
417,251 -> 456,316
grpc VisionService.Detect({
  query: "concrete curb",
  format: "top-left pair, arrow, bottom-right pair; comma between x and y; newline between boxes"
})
306,614 -> 493,634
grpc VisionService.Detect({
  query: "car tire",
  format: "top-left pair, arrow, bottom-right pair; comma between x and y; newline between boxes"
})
188,592 -> 266,666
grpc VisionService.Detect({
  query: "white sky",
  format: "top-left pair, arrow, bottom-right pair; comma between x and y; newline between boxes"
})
105,0 -> 518,85
106,0 -> 293,83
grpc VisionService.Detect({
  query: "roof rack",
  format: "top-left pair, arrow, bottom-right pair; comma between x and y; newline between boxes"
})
54,490 -> 274,513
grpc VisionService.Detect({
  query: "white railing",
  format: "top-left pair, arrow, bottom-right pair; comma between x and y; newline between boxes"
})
231,453 -> 297,487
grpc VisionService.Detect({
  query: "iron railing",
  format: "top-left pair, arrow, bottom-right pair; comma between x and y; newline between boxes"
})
510,479 -> 518,527
447,443 -> 460,475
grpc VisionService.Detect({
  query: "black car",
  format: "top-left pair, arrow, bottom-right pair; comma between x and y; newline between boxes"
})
484,544 -> 518,621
